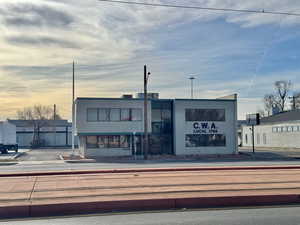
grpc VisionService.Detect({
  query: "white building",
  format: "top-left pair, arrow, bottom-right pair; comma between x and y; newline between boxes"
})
8,120 -> 78,148
242,110 -> 300,148
75,94 -> 238,158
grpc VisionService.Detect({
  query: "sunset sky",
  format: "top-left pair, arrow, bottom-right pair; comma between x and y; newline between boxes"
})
1,0 -> 300,120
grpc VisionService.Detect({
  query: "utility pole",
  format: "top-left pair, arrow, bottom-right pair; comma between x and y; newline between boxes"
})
189,76 -> 195,99
143,65 -> 150,160
53,104 -> 56,120
289,96 -> 296,110
72,61 -> 75,152
251,125 -> 255,154
53,104 -> 57,147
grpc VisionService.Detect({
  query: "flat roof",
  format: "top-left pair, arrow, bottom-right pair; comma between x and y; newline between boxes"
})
76,97 -> 236,102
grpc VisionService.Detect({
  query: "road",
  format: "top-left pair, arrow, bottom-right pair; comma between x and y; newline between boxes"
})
1,206 -> 300,225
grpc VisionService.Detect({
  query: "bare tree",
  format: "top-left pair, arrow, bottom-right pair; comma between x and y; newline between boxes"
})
16,105 -> 62,148
263,80 -> 292,114
263,94 -> 276,116
273,80 -> 291,111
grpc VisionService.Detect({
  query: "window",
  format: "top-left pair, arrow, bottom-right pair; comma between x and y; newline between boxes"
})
152,109 -> 161,122
287,126 -> 293,132
132,109 -> 142,121
98,136 -> 109,148
86,136 -> 98,148
245,134 -> 248,144
162,109 -> 171,121
110,109 -> 121,121
98,109 -> 110,121
186,134 -> 226,147
121,109 -> 131,121
185,109 -> 225,121
120,135 -> 130,148
109,135 -> 120,148
87,108 -> 98,122
87,108 -> 142,122
256,133 -> 260,145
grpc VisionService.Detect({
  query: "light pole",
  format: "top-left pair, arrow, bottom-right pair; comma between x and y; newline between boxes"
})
144,65 -> 151,160
189,76 -> 195,99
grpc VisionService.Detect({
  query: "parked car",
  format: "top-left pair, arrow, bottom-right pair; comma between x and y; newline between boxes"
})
0,121 -> 18,154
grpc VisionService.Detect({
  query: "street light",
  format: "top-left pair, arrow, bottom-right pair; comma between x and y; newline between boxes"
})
144,65 -> 151,160
189,76 -> 195,99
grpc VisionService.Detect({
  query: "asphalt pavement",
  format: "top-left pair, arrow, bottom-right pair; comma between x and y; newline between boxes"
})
1,206 -> 300,225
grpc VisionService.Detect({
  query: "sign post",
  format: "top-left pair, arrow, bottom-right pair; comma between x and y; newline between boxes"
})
246,113 -> 260,154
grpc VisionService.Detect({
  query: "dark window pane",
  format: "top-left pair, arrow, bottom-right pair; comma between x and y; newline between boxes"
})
121,109 -> 131,121
87,109 -> 98,121
86,136 -> 98,148
152,109 -> 161,122
120,135 -> 130,148
109,135 -> 120,148
185,109 -> 225,121
110,109 -> 120,121
131,109 -> 142,121
185,134 -> 226,147
152,122 -> 162,133
98,136 -> 109,148
162,109 -> 171,121
99,109 -> 110,121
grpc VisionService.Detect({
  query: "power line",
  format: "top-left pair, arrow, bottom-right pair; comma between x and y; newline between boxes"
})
98,0 -> 300,17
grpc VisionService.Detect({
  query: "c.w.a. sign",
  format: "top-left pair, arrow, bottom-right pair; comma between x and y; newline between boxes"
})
192,122 -> 219,134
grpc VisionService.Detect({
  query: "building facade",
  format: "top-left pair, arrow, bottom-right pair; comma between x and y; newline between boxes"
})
8,120 -> 78,148
75,95 -> 238,157
242,110 -> 300,148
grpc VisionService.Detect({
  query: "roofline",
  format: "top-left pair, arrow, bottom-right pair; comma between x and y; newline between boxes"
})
174,98 -> 236,102
76,97 -> 236,102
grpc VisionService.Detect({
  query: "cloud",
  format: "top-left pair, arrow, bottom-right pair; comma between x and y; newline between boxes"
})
6,36 -> 80,49
1,0 -> 300,120
3,3 -> 74,29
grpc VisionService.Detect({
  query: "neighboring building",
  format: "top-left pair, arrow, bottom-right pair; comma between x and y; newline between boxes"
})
8,120 -> 78,148
75,94 -> 238,158
237,120 -> 247,146
242,110 -> 300,148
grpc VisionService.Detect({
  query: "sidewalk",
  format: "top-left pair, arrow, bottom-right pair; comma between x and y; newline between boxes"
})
1,166 -> 300,218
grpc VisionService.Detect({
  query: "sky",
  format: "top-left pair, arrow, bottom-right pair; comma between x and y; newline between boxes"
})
1,0 -> 300,120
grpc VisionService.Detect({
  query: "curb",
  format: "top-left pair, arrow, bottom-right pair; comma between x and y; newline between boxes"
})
1,194 -> 300,219
1,165 -> 300,177
59,154 -> 96,163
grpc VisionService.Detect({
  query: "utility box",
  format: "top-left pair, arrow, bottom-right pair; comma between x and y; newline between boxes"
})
0,121 -> 18,153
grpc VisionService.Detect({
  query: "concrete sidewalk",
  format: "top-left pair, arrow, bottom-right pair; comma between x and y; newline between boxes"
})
1,166 -> 300,218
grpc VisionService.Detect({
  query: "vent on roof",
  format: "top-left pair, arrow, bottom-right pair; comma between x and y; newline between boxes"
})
136,93 -> 159,99
122,94 -> 133,99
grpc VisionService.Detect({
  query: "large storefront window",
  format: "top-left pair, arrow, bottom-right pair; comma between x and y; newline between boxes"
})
186,134 -> 226,147
185,109 -> 225,121
86,136 -> 98,148
98,136 -> 109,148
86,135 -> 130,149
120,135 -> 130,148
